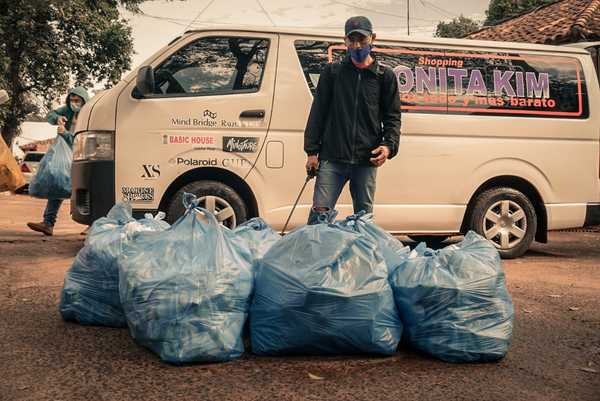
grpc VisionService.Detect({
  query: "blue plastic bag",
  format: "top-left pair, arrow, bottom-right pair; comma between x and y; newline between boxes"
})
250,210 -> 402,356
29,135 -> 72,199
337,211 -> 410,275
230,217 -> 281,265
119,193 -> 254,364
60,203 -> 169,327
389,231 -> 514,363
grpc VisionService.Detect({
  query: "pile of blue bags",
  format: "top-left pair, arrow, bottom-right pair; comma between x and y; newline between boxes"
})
118,194 -> 256,364
59,203 -> 169,327
60,199 -> 514,364
29,135 -> 72,199
389,231 -> 514,362
250,210 -> 403,355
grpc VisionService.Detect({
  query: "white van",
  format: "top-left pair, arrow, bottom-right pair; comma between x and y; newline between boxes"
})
71,27 -> 600,258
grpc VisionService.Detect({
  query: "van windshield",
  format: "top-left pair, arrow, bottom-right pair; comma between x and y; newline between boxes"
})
153,37 -> 269,96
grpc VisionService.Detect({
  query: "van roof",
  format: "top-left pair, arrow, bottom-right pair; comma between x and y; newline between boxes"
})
564,41 -> 600,49
185,26 -> 591,55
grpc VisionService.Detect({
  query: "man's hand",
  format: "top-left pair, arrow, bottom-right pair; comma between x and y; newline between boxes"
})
57,116 -> 67,126
57,124 -> 65,135
370,146 -> 390,167
306,155 -> 319,176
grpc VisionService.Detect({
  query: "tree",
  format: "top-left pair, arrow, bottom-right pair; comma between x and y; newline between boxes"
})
435,15 -> 482,39
0,0 -> 159,147
485,0 -> 556,26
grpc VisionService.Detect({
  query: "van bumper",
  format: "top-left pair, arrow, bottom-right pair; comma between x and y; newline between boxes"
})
70,160 -> 115,225
583,203 -> 600,227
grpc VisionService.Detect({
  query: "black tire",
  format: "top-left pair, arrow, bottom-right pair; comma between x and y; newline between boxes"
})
407,235 -> 449,249
469,187 -> 537,259
166,180 -> 247,228
15,184 -> 29,194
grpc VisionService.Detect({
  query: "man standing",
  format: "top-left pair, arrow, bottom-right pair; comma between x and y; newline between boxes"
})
27,86 -> 89,236
304,16 -> 401,223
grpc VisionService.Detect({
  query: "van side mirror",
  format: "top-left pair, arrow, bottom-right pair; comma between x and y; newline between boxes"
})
0,90 -> 9,105
136,66 -> 155,97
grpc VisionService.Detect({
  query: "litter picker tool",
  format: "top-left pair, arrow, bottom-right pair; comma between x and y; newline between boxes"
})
280,168 -> 317,235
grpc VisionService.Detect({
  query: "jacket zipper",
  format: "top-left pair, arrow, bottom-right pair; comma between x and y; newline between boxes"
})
351,70 -> 361,164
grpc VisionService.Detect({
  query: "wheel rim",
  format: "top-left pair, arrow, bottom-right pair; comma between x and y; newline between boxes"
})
482,200 -> 527,250
197,195 -> 237,228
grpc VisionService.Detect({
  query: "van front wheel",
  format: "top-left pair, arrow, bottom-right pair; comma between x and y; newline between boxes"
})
469,187 -> 537,259
166,180 -> 247,228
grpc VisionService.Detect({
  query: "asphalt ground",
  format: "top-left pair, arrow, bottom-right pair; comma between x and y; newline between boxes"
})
1,194 -> 599,401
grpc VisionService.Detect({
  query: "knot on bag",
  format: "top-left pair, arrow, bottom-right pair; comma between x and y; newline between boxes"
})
144,211 -> 166,221
342,210 -> 368,224
244,218 -> 268,231
312,207 -> 339,224
183,192 -> 201,211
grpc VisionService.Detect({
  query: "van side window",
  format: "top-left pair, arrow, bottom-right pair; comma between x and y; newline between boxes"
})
439,50 -> 590,119
294,40 -> 445,114
294,40 -> 343,95
373,47 -> 448,114
589,45 -> 599,83
375,46 -> 589,119
154,37 -> 269,96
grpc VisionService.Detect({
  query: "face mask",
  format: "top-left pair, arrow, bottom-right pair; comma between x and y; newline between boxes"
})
70,102 -> 81,112
348,45 -> 372,63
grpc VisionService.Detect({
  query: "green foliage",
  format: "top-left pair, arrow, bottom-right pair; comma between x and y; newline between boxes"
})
435,15 -> 482,39
485,0 -> 556,26
0,0 -> 153,146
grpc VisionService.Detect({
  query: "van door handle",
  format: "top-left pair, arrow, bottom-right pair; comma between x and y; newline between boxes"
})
240,109 -> 265,119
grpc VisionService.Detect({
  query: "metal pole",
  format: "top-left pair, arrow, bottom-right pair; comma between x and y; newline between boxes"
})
407,0 -> 410,36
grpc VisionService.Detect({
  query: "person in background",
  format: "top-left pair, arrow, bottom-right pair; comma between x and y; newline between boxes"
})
27,86 -> 90,236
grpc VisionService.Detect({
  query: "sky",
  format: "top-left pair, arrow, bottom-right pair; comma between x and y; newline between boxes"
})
124,0 -> 491,68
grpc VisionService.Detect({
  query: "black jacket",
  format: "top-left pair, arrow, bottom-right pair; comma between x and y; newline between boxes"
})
304,56 -> 402,165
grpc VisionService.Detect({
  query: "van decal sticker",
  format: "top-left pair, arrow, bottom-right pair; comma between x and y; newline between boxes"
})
327,45 -> 587,118
170,116 -> 241,129
221,158 -> 252,168
122,187 -> 154,203
203,109 -> 217,119
162,134 -> 216,146
171,117 -> 218,128
141,164 -> 160,180
223,136 -> 259,153
170,157 -> 218,167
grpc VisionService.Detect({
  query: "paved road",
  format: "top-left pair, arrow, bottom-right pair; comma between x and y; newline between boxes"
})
1,194 -> 599,401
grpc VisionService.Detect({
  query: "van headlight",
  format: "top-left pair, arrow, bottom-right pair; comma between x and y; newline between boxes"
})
73,131 -> 114,161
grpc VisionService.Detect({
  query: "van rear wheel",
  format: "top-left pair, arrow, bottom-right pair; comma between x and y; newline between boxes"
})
166,180 -> 247,228
470,187 -> 537,259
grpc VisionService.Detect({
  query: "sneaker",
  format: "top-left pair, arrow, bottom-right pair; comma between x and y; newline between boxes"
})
27,222 -> 54,236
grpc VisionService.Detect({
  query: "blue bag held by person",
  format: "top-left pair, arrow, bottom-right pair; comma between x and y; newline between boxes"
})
59,203 -> 169,327
29,135 -> 72,199
119,193 -> 254,364
250,210 -> 402,356
389,231 -> 514,363
337,211 -> 410,275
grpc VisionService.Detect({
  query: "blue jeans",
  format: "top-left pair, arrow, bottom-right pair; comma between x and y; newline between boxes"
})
43,199 -> 63,227
308,160 -> 377,224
